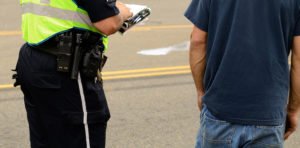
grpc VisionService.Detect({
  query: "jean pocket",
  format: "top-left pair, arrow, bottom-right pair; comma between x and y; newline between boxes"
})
255,124 -> 284,129
200,107 -> 206,119
250,124 -> 284,148
201,110 -> 234,147
249,142 -> 282,148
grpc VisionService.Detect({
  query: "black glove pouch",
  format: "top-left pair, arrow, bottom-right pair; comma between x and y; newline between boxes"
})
81,48 -> 102,78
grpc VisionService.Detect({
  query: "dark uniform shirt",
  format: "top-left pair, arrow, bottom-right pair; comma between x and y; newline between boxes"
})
75,0 -> 119,23
185,0 -> 300,126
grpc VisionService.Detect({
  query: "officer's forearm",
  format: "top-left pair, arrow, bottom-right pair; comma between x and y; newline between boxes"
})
93,2 -> 132,36
93,16 -> 123,36
189,27 -> 207,97
288,37 -> 300,114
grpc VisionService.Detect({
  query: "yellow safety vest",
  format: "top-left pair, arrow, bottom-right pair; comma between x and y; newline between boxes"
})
21,0 -> 108,50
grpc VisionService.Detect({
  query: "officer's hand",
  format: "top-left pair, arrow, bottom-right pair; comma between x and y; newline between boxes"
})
116,2 -> 133,21
284,110 -> 299,140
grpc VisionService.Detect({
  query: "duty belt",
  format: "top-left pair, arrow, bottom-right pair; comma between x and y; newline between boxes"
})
31,30 -> 106,79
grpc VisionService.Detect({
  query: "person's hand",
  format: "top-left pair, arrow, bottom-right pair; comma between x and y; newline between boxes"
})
116,2 -> 133,21
197,95 -> 203,111
284,110 -> 299,140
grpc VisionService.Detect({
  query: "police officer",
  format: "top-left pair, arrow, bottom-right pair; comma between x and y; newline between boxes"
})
15,0 -> 132,147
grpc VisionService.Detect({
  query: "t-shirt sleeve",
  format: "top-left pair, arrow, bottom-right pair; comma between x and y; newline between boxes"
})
184,0 -> 210,32
80,0 -> 120,23
294,15 -> 300,36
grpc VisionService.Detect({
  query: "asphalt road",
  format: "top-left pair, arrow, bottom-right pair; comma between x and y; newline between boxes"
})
0,0 -> 299,148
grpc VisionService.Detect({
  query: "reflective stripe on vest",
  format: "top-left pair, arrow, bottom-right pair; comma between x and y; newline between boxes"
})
22,3 -> 94,28
40,0 -> 50,4
21,1 -> 108,51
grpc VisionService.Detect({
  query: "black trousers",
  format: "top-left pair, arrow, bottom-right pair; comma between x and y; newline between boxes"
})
16,44 -> 110,148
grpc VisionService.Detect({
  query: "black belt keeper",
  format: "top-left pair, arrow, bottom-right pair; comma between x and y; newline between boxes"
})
31,30 -> 106,79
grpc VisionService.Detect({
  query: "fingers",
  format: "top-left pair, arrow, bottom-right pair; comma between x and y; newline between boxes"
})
116,2 -> 132,19
198,103 -> 202,111
284,128 -> 296,140
116,1 -> 125,7
197,96 -> 203,111
284,111 -> 299,140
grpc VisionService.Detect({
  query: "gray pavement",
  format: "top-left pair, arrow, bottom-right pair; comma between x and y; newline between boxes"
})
1,0 -> 300,148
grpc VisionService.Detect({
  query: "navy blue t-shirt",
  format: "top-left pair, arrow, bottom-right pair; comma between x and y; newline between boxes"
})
185,0 -> 300,126
75,0 -> 119,23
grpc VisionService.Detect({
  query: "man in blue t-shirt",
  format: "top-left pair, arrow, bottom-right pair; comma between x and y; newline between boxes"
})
185,0 -> 300,147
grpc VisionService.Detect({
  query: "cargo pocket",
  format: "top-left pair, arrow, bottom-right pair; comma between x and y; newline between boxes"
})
201,109 -> 234,148
30,72 -> 62,89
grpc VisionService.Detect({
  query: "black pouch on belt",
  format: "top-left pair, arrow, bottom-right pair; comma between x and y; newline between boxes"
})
81,47 -> 103,78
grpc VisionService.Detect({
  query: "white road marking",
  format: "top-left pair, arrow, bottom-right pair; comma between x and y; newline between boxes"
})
137,41 -> 190,56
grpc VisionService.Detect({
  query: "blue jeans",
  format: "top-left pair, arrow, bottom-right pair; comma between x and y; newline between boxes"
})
195,106 -> 285,148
